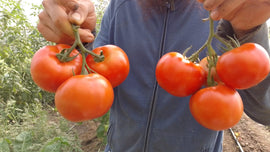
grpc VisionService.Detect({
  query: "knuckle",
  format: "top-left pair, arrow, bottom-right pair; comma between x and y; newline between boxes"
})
52,17 -> 64,29
42,0 -> 49,8
36,23 -> 43,33
38,11 -> 46,20
66,1 -> 79,11
203,1 -> 215,10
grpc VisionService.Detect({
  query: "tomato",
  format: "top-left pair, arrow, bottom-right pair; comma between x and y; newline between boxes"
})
199,56 -> 222,85
55,73 -> 114,122
86,45 -> 130,88
30,44 -> 82,92
189,84 -> 243,131
216,43 -> 270,89
156,52 -> 206,97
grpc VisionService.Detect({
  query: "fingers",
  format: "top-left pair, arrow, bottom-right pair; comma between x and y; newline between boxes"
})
203,0 -> 223,11
201,0 -> 245,20
42,0 -> 74,38
37,22 -> 73,44
78,28 -> 95,43
80,15 -> 97,32
67,0 -> 96,27
38,0 -> 96,44
211,0 -> 245,21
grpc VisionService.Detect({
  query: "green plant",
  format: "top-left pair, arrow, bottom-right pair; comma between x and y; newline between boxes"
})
0,0 -> 54,112
93,0 -> 109,33
0,102 -> 83,152
96,112 -> 110,145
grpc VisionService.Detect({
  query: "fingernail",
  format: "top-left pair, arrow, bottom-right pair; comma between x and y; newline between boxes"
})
72,12 -> 81,21
210,10 -> 219,20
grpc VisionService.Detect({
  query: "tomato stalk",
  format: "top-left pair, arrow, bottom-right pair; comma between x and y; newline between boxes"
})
205,16 -> 218,86
71,25 -> 104,62
56,45 -> 80,62
69,24 -> 104,74
188,12 -> 238,86
56,25 -> 105,74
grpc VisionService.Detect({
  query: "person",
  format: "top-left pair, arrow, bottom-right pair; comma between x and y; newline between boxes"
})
37,0 -> 270,151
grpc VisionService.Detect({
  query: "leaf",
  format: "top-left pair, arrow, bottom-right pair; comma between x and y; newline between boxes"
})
39,137 -> 74,152
97,125 -> 105,138
0,138 -> 10,152
40,142 -> 61,152
15,131 -> 32,143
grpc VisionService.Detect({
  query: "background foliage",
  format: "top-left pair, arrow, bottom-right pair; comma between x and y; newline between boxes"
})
0,0 -> 54,108
0,0 -> 109,151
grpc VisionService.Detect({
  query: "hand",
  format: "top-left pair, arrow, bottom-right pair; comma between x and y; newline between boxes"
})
198,0 -> 270,37
37,0 -> 96,44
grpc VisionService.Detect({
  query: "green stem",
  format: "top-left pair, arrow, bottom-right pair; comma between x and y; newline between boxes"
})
205,15 -> 219,86
188,12 -> 219,86
207,15 -> 216,56
56,24 -> 103,74
69,24 -> 104,74
187,42 -> 207,62
213,34 -> 234,51
188,14 -> 216,62
80,53 -> 88,75
72,25 -> 104,62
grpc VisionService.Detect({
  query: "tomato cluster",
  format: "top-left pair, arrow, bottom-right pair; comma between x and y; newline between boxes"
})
31,44 -> 129,122
156,43 -> 270,131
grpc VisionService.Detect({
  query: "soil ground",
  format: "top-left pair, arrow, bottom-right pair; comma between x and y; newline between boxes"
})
73,113 -> 270,152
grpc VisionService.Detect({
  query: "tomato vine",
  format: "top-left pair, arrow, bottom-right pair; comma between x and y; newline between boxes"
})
55,24 -> 105,75
187,12 -> 239,87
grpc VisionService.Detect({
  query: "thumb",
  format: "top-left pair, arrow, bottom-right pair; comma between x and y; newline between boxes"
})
70,12 -> 83,25
67,2 -> 90,25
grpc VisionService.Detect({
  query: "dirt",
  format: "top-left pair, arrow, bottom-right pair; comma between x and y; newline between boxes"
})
72,120 -> 105,152
223,114 -> 270,152
73,113 -> 270,152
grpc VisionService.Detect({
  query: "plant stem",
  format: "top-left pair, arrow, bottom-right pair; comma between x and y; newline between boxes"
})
188,12 -> 219,86
188,15 -> 216,62
72,25 -> 104,62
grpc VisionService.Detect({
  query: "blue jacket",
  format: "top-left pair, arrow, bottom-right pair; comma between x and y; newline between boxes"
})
93,0 -> 270,151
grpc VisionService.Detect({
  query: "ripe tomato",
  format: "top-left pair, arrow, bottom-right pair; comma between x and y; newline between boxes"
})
55,73 -> 114,122
199,56 -> 222,85
216,43 -> 270,89
30,44 -> 82,92
156,52 -> 206,97
189,84 -> 243,131
86,45 -> 130,88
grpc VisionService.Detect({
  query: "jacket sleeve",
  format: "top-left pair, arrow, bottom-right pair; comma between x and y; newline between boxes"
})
216,20 -> 270,125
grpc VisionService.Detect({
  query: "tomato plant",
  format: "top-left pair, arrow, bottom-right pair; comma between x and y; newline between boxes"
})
199,56 -> 222,85
86,45 -> 130,88
55,73 -> 114,122
156,52 -> 206,97
189,84 -> 243,131
216,43 -> 270,89
30,44 -> 82,92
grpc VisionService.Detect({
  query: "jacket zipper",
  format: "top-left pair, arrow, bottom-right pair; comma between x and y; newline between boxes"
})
142,1 -> 174,152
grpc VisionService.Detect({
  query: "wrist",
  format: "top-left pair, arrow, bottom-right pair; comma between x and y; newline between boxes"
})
233,25 -> 261,39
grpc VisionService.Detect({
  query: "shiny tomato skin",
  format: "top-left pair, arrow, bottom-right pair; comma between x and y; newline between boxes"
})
216,43 -> 270,89
86,45 -> 130,88
156,52 -> 206,97
55,73 -> 114,122
189,84 -> 243,131
30,44 -> 82,92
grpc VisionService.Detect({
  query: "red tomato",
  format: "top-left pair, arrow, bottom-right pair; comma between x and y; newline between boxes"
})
86,45 -> 130,88
216,43 -> 270,89
199,56 -> 222,85
189,84 -> 243,131
156,52 -> 206,97
30,44 -> 82,92
55,73 -> 114,122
